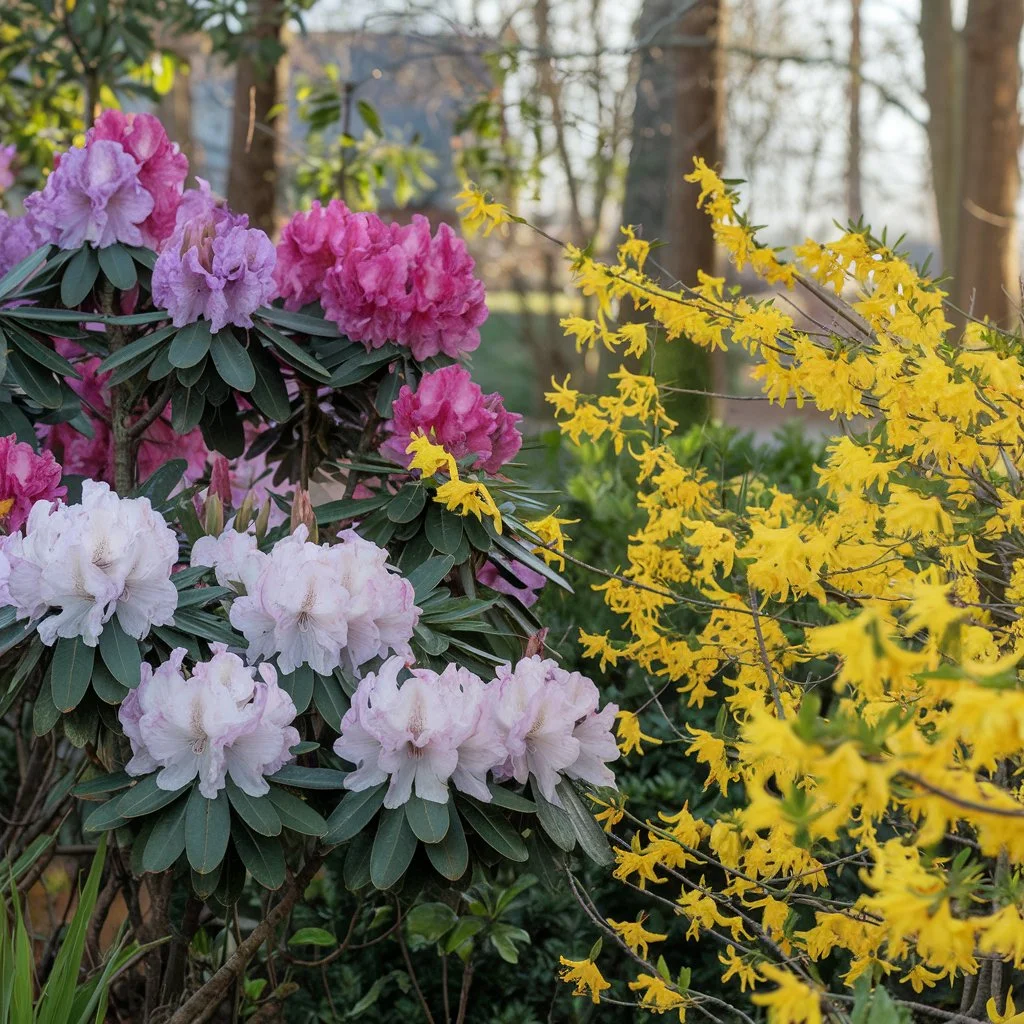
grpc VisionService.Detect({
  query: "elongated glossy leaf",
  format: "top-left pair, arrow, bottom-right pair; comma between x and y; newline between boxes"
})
492,528 -> 573,592
168,320 -> 212,369
268,764 -> 347,790
268,786 -> 328,836
0,244 -> 50,299
185,787 -> 231,874
172,387 -> 205,433
61,246 -> 100,306
370,807 -> 417,889
248,342 -> 292,421
211,331 -> 256,391
254,322 -> 331,380
387,484 -> 426,524
278,663 -> 314,713
226,779 -> 282,837
119,775 -> 187,818
134,458 -> 187,504
555,780 -> 613,866
313,671 -> 348,731
50,636 -> 95,712
257,306 -> 340,338
8,350 -> 61,408
98,617 -> 142,688
98,243 -> 137,291
488,785 -> 538,813
315,493 -> 390,524
324,783 -> 387,845
425,503 -> 464,555
459,798 -> 528,862
405,795 -> 450,844
142,796 -> 189,872
425,806 -> 469,880
96,323 -> 176,374
83,796 -> 128,833
232,825 -> 285,889
405,555 -> 455,602
7,324 -> 79,377
531,784 -> 576,852
73,771 -> 133,800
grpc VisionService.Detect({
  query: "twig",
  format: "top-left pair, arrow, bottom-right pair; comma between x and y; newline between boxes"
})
748,586 -> 786,718
396,902 -> 437,1024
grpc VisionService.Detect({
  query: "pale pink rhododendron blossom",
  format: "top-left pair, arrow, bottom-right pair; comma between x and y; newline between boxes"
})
152,209 -> 276,333
87,110 -> 188,248
335,657 -> 507,807
219,524 -> 418,676
1,480 -> 178,645
491,656 -> 619,805
39,340 -> 208,487
0,211 -> 47,277
274,204 -> 488,359
25,140 -> 154,250
0,435 -> 65,532
119,645 -> 299,798
0,145 -> 15,192
380,364 -> 522,474
190,526 -> 263,591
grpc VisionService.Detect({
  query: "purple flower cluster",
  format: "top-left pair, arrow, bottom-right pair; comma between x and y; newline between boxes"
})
334,654 -> 618,808
0,210 -> 47,277
274,200 -> 488,360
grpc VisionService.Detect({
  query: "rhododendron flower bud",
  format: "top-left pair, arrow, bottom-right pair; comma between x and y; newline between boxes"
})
88,110 -> 188,248
490,656 -> 619,804
334,657 -> 506,807
120,646 -> 299,798
152,212 -> 276,333
289,487 -> 317,542
380,365 -> 522,475
3,480 -> 178,645
25,140 -> 154,250
228,525 -> 418,676
0,436 -> 65,533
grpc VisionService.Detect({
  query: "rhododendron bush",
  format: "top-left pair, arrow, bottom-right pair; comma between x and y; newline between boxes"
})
456,170 -> 1024,1020
0,113 -> 618,1020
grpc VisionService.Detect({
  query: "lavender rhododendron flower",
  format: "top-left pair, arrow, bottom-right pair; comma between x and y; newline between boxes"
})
152,212 -> 276,333
3,480 -> 178,645
0,435 -> 66,532
0,211 -> 47,277
25,140 -> 154,250
380,364 -> 522,474
221,525 -> 419,676
88,110 -> 188,247
274,205 -> 488,359
335,657 -> 507,807
491,655 -> 619,804
120,645 -> 299,798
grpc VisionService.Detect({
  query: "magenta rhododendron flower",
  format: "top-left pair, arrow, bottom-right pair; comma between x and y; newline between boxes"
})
88,110 -> 188,247
273,199 -> 350,309
25,140 -> 154,250
0,145 -> 16,192
0,435 -> 65,532
379,364 -> 522,474
0,212 -> 46,277
152,213 -> 276,333
3,480 -> 178,645
491,656 -> 619,804
476,559 -> 546,607
335,657 -> 507,807
120,645 -> 299,798
275,205 -> 488,359
39,340 -> 208,487
219,524 -> 419,676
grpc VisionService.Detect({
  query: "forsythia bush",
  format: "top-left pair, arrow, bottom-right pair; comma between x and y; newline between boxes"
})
462,165 -> 1024,1022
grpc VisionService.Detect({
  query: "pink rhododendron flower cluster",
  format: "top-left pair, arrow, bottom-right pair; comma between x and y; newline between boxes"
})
192,524 -> 419,676
379,364 -> 522,474
120,645 -> 299,798
88,110 -> 189,248
274,202 -> 487,360
476,559 -> 546,607
39,340 -> 208,487
335,654 -> 618,807
0,211 -> 46,277
152,208 -> 276,333
0,435 -> 65,532
0,480 -> 178,645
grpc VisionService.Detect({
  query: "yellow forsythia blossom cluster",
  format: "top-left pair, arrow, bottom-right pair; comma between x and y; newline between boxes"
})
462,161 -> 1024,1021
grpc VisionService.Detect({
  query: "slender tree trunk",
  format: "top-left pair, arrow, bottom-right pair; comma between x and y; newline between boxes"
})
661,0 -> 723,427
919,0 -> 964,274
954,0 -> 1023,325
227,0 -> 286,234
846,0 -> 863,223
157,47 -> 197,170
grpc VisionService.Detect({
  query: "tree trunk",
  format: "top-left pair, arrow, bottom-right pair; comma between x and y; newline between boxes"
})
954,0 -> 1023,326
846,0 -> 863,223
227,0 -> 285,235
661,0 -> 724,427
919,0 -> 964,272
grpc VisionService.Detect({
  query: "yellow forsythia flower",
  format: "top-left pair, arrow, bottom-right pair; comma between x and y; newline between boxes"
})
628,973 -> 688,1019
558,957 -> 609,1004
615,709 -> 662,756
455,182 -> 511,237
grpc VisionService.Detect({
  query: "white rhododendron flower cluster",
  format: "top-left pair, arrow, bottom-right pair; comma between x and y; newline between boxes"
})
335,655 -> 619,808
119,645 -> 300,798
192,524 -> 419,676
0,480 -> 178,645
